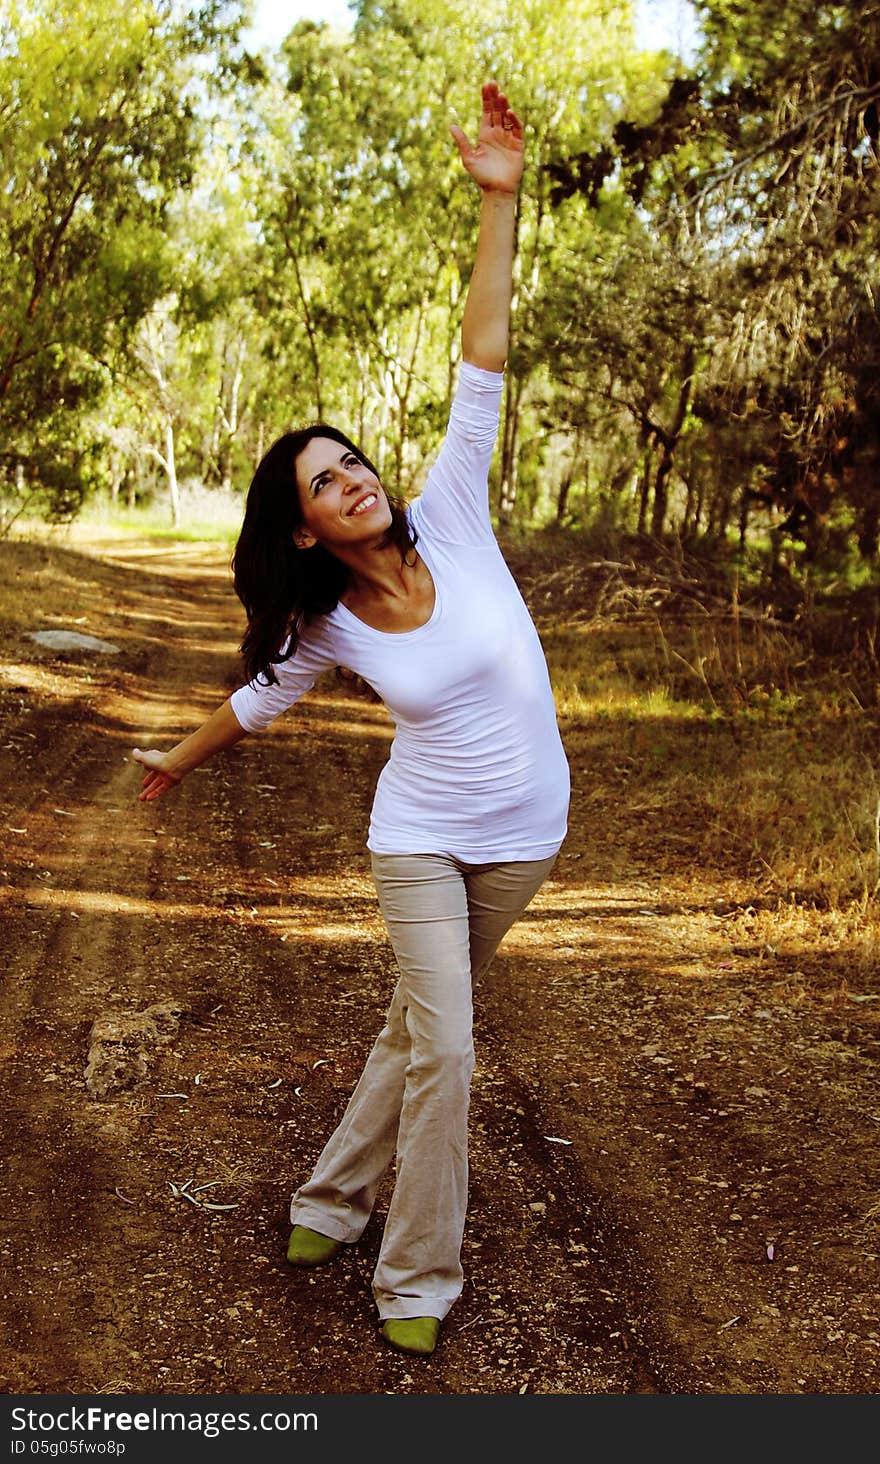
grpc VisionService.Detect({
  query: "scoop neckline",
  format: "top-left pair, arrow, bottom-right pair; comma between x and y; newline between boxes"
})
332,543 -> 441,640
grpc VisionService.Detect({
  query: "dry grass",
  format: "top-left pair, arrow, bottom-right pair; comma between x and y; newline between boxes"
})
504,532 -> 880,974
4,521 -> 880,977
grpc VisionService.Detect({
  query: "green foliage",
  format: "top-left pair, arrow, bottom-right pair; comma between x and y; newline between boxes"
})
1,0 -> 877,591
522,0 -> 880,559
0,0 -> 243,523
237,0 -> 651,506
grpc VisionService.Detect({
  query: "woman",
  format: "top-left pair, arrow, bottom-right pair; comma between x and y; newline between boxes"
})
132,80 -> 570,1359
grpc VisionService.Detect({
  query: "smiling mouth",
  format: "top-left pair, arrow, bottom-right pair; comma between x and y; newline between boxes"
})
348,493 -> 379,518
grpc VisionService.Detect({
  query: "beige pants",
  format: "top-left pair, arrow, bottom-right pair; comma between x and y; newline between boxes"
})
289,849 -> 559,1321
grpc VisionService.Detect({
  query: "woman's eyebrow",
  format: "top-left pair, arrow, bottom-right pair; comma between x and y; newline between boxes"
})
310,451 -> 351,491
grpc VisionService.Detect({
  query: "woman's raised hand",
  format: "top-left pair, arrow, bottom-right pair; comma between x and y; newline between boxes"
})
450,81 -> 524,196
132,747 -> 183,803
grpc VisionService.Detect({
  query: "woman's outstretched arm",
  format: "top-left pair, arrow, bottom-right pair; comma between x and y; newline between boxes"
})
451,80 -> 524,373
131,697 -> 248,802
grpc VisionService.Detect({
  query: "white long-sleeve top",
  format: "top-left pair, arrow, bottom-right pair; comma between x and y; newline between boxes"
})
230,362 -> 570,861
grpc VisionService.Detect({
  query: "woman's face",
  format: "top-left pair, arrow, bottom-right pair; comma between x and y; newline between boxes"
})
293,437 -> 392,551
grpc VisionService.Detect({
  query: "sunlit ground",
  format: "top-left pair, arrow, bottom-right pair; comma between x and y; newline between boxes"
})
2,522 -> 879,983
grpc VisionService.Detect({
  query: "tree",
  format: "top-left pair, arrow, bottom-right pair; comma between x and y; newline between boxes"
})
0,0 -> 243,525
524,0 -> 879,561
242,1 -> 653,517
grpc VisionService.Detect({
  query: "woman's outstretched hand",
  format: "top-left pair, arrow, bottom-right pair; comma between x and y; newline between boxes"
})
450,80 -> 524,196
132,748 -> 182,803
130,700 -> 247,803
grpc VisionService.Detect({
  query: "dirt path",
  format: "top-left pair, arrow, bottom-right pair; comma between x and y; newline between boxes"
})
1,538 -> 878,1395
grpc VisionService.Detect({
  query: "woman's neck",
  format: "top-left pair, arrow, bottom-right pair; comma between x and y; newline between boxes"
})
337,539 -> 418,603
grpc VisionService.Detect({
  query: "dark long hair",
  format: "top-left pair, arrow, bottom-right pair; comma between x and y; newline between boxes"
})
231,424 -> 417,686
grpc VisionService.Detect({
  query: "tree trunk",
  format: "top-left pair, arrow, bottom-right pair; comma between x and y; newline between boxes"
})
556,469 -> 573,524
857,497 -> 880,560
219,351 -> 243,496
376,338 -> 393,483
226,346 -> 245,491
682,470 -> 696,537
166,419 -> 180,528
637,439 -> 654,535
497,192 -> 528,526
498,372 -> 523,524
738,486 -> 750,549
650,347 -> 695,538
693,471 -> 706,536
650,451 -> 672,538
556,428 -> 587,524
282,229 -> 322,419
447,271 -> 461,415
393,296 -> 426,497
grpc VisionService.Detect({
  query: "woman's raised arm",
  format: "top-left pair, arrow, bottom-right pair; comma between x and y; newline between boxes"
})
450,81 -> 524,373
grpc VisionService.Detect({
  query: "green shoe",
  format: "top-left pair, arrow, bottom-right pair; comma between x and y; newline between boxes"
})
381,1317 -> 441,1357
286,1225 -> 342,1267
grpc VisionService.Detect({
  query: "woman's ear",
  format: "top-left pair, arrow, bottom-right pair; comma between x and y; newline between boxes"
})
293,527 -> 318,550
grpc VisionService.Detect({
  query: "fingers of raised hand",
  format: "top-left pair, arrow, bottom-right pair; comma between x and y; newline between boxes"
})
502,107 -> 523,139
481,80 -> 504,116
480,81 -> 521,141
481,82 -> 506,127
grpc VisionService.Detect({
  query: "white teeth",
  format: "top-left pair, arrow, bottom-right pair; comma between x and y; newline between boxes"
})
350,494 -> 377,517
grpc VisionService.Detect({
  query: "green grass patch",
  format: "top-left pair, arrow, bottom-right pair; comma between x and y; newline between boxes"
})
79,485 -> 244,544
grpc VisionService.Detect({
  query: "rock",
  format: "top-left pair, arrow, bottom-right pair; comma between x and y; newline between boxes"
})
28,630 -> 121,654
84,998 -> 188,1100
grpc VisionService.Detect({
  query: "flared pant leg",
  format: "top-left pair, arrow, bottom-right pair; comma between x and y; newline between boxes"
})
290,851 -> 558,1321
